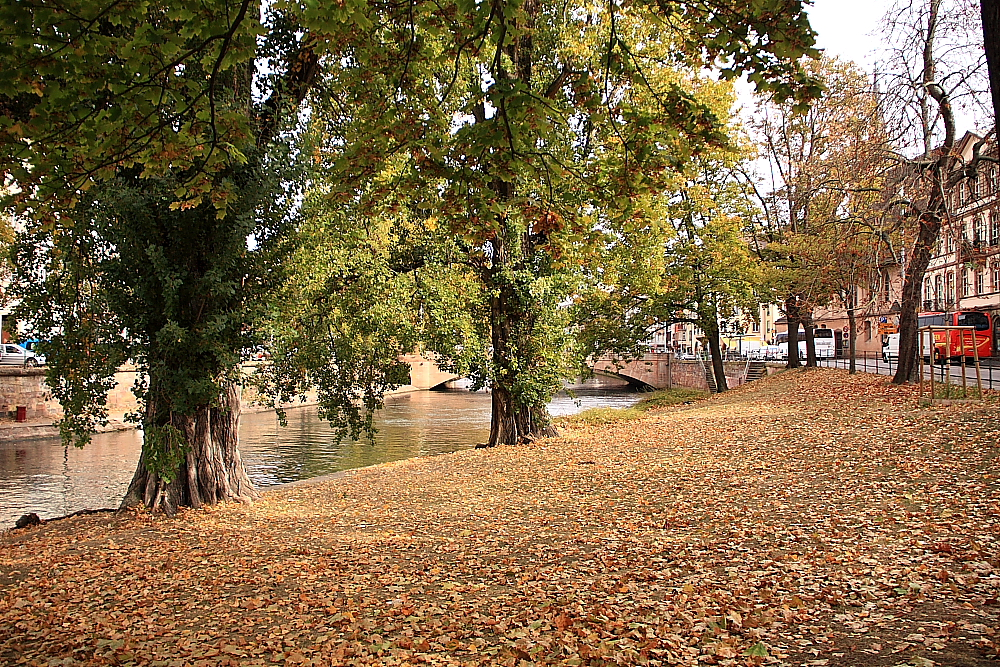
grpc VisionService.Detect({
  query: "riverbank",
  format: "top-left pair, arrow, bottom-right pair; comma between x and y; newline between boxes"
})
3,368 -> 1000,666
0,355 -> 458,441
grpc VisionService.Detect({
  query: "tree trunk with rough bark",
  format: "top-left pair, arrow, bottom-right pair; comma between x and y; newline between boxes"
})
705,317 -> 729,393
893,213 -> 943,382
847,306 -> 858,374
699,310 -> 729,394
784,297 -> 802,369
803,316 -> 817,368
121,383 -> 258,515
482,231 -> 559,448
893,0 -> 954,384
476,0 -> 558,447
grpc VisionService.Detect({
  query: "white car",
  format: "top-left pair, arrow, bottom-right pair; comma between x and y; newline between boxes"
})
0,344 -> 43,367
760,345 -> 783,361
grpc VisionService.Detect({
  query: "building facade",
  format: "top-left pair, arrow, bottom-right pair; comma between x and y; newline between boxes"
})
921,132 -> 1000,353
805,132 -> 1000,357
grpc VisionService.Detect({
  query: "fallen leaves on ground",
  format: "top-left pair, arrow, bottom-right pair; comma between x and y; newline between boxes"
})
3,368 -> 1000,666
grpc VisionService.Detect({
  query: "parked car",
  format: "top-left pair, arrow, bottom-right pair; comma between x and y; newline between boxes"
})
882,333 -> 899,362
0,343 -> 43,367
760,345 -> 783,361
245,345 -> 270,362
20,339 -> 47,365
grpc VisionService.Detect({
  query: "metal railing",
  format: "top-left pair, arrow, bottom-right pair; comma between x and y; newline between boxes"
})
815,349 -> 1000,391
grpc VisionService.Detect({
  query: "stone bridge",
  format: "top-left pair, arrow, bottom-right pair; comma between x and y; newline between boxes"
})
590,354 -> 752,391
590,353 -> 674,389
399,353 -> 462,390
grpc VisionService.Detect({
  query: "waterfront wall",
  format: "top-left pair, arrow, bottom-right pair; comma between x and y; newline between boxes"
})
668,361 -> 710,391
0,367 -> 59,421
591,355 -> 754,391
0,354 -> 459,426
667,361 -> 750,391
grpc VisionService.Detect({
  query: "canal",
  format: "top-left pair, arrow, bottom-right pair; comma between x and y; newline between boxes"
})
0,378 -> 639,527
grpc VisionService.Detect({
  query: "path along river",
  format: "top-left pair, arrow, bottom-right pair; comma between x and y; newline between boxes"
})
0,378 -> 639,527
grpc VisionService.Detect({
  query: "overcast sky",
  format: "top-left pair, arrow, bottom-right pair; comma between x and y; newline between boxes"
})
806,0 -> 890,68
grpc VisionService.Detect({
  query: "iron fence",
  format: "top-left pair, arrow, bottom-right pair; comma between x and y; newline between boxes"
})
816,352 -> 1000,391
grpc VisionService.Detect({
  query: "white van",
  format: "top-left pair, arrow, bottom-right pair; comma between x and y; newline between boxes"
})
882,333 -> 899,362
775,328 -> 836,360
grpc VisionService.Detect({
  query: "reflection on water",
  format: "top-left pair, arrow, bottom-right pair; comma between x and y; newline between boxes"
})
0,429 -> 143,527
239,389 -> 494,486
0,377 -> 639,526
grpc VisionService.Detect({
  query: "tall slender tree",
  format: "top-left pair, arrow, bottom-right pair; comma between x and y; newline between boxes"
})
880,0 -> 990,383
307,1 -> 819,445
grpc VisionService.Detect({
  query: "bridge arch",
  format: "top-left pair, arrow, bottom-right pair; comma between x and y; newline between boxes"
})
402,354 -> 461,390
589,353 -> 673,390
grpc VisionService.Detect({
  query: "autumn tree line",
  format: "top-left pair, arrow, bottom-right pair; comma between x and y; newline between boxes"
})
0,0 -> 995,513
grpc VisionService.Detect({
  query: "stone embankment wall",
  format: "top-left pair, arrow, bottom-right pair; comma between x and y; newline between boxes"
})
591,355 -> 768,392
0,368 -> 58,421
666,361 -> 710,391
0,355 -> 458,425
668,361 -> 770,391
0,365 -> 205,423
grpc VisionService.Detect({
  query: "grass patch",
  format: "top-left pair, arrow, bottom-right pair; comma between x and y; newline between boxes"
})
632,387 -> 709,411
920,381 -> 984,401
561,387 -> 710,425
560,406 -> 647,425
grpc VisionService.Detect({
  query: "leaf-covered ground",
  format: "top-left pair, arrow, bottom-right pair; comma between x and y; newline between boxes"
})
3,368 -> 1000,666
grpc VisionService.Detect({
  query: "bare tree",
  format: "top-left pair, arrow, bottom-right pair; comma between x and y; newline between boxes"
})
878,0 -> 991,383
750,58 -> 893,370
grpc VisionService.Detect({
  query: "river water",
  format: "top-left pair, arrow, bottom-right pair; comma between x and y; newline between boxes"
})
0,378 -> 639,527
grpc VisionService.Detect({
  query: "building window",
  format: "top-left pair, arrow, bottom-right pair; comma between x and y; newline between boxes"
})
935,275 -> 943,305
992,211 -> 1000,246
947,272 -> 955,303
976,270 -> 985,295
971,177 -> 980,200
924,277 -> 932,302
994,263 -> 1000,292
961,270 -> 971,298
975,215 -> 987,245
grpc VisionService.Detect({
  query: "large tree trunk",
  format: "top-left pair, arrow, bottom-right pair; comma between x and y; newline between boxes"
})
893,214 -> 943,382
847,305 -> 858,374
121,383 -> 258,515
482,235 -> 558,448
803,314 -> 817,367
893,1 -> 955,384
701,306 -> 729,392
785,296 -> 802,369
478,0 -> 557,448
487,384 -> 558,447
